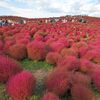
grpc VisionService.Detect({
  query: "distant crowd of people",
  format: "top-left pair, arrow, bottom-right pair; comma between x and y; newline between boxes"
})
0,16 -> 87,27
0,19 -> 10,26
0,19 -> 27,27
34,16 -> 87,24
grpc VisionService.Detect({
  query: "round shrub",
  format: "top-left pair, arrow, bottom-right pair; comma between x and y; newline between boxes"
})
0,55 -> 23,83
42,92 -> 60,100
91,65 -> 100,92
71,84 -> 95,100
72,41 -> 88,49
79,59 -> 94,73
83,50 -> 100,64
50,42 -> 65,53
70,72 -> 91,86
92,50 -> 100,64
57,56 -> 80,71
3,40 -> 15,54
45,67 -> 70,96
46,52 -> 62,65
60,47 -> 78,57
0,40 -> 3,51
27,41 -> 46,60
8,44 -> 27,60
16,38 -> 30,45
6,71 -> 36,100
89,64 -> 100,79
78,46 -> 89,57
92,72 -> 100,92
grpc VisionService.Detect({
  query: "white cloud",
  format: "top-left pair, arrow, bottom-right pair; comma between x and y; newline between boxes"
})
0,1 -> 34,18
0,0 -> 100,18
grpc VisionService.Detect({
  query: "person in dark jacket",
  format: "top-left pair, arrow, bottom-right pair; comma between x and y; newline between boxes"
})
0,19 -> 3,26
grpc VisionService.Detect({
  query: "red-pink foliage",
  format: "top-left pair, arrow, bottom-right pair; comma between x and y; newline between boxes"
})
70,72 -> 91,86
0,40 -> 3,51
78,46 -> 89,57
57,56 -> 80,71
0,34 -> 3,40
33,33 -> 43,41
92,72 -> 100,92
93,52 -> 100,64
89,64 -> 100,78
6,71 -> 36,100
90,65 -> 100,92
50,42 -> 65,53
42,92 -> 60,100
46,52 -> 62,65
57,37 -> 69,47
0,55 -> 23,83
27,41 -> 46,60
68,39 -> 75,47
45,38 -> 55,46
3,40 -> 15,54
60,47 -> 78,57
72,41 -> 88,49
4,36 -> 15,41
79,59 -> 94,73
71,84 -> 95,100
8,44 -> 27,60
83,50 -> 100,64
16,38 -> 30,45
45,67 -> 70,96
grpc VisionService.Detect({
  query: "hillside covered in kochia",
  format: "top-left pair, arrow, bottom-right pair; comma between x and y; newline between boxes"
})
0,15 -> 100,100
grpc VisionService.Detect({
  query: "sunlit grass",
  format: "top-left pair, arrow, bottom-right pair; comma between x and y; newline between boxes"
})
21,59 -> 53,71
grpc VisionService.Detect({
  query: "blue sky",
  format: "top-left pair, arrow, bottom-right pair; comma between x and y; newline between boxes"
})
0,0 -> 100,18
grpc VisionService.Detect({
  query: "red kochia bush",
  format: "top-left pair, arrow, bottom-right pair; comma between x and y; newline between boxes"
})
45,67 -> 70,96
92,72 -> 100,92
42,92 -> 60,100
6,71 -> 36,100
27,41 -> 46,60
0,40 -> 3,51
8,44 -> 27,60
91,65 -> 100,92
71,84 -> 95,100
16,38 -> 30,45
3,40 -> 15,54
72,41 -> 88,49
0,55 -> 23,83
79,59 -> 94,73
92,50 -> 100,64
46,52 -> 62,65
78,46 -> 89,57
50,42 -> 65,53
57,37 -> 69,47
57,56 -> 80,71
60,47 -> 78,57
83,50 -> 100,64
70,72 -> 91,86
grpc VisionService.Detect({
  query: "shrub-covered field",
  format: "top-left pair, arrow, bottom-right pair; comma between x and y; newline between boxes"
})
0,16 -> 100,100
0,59 -> 100,100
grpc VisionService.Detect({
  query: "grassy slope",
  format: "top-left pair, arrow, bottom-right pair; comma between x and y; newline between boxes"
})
21,59 -> 53,71
0,59 -> 100,100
